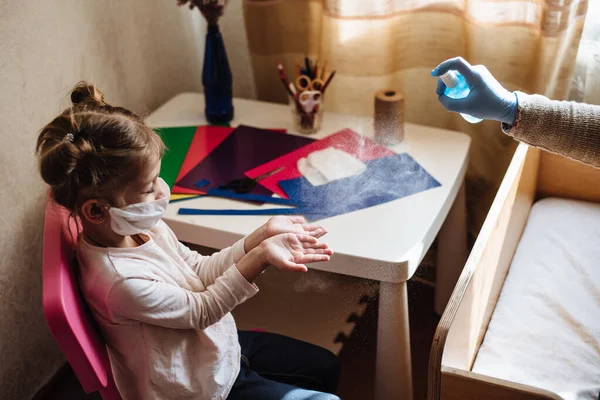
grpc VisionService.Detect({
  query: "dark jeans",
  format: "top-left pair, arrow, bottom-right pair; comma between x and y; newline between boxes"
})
227,331 -> 341,400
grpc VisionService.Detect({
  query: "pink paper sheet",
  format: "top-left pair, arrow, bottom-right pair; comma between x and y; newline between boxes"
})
245,129 -> 396,198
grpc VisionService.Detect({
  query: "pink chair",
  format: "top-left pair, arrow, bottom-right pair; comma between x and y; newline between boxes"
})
42,194 -> 122,399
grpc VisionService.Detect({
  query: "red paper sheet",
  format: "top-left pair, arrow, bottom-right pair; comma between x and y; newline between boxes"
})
172,126 -> 234,194
245,129 -> 396,198
172,126 -> 288,195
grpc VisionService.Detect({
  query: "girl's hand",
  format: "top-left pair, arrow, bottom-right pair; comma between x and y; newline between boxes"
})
265,216 -> 327,239
431,57 -> 519,124
244,216 -> 328,253
261,233 -> 333,272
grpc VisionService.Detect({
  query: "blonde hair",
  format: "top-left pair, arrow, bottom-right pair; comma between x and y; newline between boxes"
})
36,82 -> 165,213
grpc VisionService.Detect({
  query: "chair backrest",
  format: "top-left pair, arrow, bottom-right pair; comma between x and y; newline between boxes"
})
42,194 -> 121,399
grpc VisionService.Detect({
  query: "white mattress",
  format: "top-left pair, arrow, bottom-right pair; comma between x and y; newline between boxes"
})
473,198 -> 600,400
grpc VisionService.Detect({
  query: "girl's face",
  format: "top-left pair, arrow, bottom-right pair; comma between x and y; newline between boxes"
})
79,158 -> 167,235
122,159 -> 166,206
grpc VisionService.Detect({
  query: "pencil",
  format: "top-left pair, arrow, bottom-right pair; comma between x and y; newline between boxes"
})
277,63 -> 302,109
277,63 -> 292,86
304,57 -> 311,78
279,76 -> 293,96
320,61 -> 328,80
277,63 -> 294,94
295,60 -> 301,78
321,70 -> 336,93
283,77 -> 303,110
314,61 -> 319,81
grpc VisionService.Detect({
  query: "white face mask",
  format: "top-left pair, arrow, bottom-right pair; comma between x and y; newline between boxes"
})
108,177 -> 170,236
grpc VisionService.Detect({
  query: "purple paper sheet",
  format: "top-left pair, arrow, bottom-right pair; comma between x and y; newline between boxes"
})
175,125 -> 315,196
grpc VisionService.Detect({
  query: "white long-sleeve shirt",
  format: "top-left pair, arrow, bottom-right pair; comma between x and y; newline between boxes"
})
77,220 -> 259,400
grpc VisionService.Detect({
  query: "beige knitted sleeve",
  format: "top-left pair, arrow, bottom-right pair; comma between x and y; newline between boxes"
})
502,92 -> 600,168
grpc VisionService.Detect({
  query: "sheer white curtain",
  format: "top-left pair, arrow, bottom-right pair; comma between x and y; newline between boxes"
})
244,0 -> 589,235
570,1 -> 600,105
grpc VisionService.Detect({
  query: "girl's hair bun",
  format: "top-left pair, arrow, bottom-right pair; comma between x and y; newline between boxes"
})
70,81 -> 108,108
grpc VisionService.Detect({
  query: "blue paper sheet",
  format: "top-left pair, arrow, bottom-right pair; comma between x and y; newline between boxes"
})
205,188 -> 298,206
176,153 -> 440,220
178,208 -> 302,216
277,153 -> 441,221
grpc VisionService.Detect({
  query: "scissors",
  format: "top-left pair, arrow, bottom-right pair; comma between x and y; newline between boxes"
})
218,166 -> 285,194
296,75 -> 325,92
298,90 -> 322,113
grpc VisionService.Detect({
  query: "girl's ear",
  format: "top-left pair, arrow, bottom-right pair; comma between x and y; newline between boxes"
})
80,199 -> 109,225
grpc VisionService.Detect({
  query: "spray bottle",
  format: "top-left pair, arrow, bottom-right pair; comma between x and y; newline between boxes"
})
440,71 -> 482,124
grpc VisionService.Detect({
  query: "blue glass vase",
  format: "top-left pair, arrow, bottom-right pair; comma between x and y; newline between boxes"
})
203,23 -> 234,124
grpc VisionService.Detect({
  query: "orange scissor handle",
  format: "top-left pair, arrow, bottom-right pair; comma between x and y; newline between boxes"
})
296,75 -> 325,92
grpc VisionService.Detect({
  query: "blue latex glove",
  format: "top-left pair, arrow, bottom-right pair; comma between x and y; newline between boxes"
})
431,57 -> 519,125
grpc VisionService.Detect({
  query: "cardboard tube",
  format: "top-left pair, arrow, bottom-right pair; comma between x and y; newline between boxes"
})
374,89 -> 405,145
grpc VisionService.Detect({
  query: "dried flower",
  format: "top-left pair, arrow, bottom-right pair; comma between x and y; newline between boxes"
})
176,0 -> 228,25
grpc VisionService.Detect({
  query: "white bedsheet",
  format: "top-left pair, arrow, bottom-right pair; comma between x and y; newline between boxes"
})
472,198 -> 600,400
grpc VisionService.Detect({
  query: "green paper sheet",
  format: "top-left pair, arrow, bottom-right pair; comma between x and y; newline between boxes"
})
154,126 -> 197,189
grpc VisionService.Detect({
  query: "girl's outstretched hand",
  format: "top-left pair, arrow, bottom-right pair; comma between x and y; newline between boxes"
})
265,216 -> 328,239
244,216 -> 329,254
261,233 -> 333,272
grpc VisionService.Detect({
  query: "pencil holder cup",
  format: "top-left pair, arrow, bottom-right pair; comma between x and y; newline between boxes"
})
289,95 -> 323,134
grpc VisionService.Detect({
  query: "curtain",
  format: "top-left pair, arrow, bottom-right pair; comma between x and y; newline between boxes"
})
570,0 -> 600,104
243,0 -> 588,235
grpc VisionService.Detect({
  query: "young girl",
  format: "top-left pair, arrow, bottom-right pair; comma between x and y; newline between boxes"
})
37,82 -> 341,400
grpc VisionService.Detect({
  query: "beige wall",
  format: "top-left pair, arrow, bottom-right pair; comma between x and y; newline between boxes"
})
221,0 -> 256,99
0,1 -> 247,398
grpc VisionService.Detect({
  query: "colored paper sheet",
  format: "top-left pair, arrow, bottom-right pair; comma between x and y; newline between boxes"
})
178,208 -> 302,216
245,129 -> 396,198
176,125 -> 315,196
172,126 -> 288,195
169,194 -> 202,202
172,126 -> 235,195
278,153 -> 441,221
155,126 -> 197,189
205,188 -> 298,206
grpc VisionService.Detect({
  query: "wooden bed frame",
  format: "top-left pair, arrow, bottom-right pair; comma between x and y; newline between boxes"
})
428,143 -> 600,400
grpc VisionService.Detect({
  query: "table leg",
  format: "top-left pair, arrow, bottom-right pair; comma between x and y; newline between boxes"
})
435,182 -> 467,315
375,281 -> 413,400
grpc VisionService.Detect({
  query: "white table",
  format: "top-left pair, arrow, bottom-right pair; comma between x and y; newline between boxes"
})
147,93 -> 470,400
